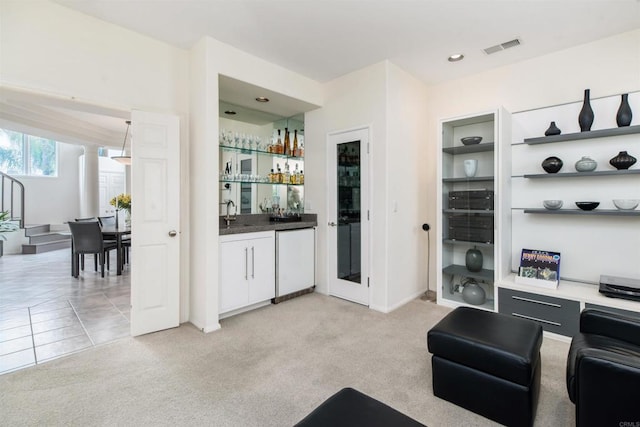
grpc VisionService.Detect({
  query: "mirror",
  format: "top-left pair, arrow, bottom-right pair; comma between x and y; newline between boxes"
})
219,105 -> 305,215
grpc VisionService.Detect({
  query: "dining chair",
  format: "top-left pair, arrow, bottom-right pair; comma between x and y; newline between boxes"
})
74,217 -> 99,271
68,221 -> 118,278
99,215 -> 131,266
98,216 -> 115,227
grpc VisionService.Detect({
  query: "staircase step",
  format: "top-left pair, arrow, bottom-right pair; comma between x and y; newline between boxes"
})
24,224 -> 50,236
28,232 -> 71,244
22,240 -> 71,254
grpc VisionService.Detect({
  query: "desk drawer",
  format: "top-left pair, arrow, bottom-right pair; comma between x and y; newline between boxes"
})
499,288 -> 580,336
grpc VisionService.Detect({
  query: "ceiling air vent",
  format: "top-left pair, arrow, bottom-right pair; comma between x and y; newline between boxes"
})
483,38 -> 521,55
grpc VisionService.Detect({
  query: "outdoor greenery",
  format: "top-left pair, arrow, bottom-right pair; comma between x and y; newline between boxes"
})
0,128 -> 57,176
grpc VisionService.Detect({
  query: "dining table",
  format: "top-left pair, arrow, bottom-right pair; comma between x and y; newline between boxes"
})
100,224 -> 131,275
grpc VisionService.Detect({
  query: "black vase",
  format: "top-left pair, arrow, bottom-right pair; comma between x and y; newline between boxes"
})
609,151 -> 637,170
616,93 -> 633,127
465,248 -> 483,272
578,89 -> 594,132
544,121 -> 561,136
542,156 -> 563,173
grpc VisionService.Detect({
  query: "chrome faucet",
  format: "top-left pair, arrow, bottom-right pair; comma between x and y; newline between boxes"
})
225,200 -> 237,227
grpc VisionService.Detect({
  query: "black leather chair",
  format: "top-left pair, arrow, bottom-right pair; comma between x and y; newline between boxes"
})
566,309 -> 640,426
75,217 -> 100,271
68,221 -> 118,278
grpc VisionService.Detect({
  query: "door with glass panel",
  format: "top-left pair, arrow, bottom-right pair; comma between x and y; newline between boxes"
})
327,128 -> 369,305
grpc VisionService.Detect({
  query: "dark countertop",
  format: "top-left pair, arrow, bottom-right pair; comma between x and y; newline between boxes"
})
219,213 -> 317,236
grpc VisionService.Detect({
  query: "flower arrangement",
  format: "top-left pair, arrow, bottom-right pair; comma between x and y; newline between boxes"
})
110,193 -> 131,212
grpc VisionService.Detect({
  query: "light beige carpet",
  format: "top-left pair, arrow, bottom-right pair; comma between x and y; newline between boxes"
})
0,293 -> 574,426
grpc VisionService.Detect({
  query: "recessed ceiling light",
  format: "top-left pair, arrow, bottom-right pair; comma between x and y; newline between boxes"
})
255,97 -> 269,103
448,54 -> 464,62
224,110 -> 236,115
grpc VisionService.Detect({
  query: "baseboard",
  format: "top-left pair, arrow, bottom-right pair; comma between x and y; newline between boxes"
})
370,289 -> 429,314
189,319 -> 221,333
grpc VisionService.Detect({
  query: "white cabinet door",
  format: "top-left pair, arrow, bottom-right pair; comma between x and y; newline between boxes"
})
248,235 -> 275,304
277,228 -> 315,296
219,239 -> 251,313
220,231 -> 275,315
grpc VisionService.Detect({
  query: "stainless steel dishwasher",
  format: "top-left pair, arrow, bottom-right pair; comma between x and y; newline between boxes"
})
275,228 -> 315,299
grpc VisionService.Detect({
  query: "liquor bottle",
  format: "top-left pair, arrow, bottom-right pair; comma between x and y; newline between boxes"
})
292,164 -> 300,184
299,170 -> 304,185
269,169 -> 275,183
284,128 -> 290,156
276,129 -> 283,154
276,164 -> 283,183
293,130 -> 299,157
284,161 -> 291,184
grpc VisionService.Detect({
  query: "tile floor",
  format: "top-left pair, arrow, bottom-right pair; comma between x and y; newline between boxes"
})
0,248 -> 130,375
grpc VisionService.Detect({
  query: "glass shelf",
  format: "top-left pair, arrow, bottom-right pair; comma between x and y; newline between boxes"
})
220,179 -> 303,186
443,264 -> 494,281
523,209 -> 640,216
443,209 -> 494,215
443,176 -> 495,183
440,292 -> 495,311
442,142 -> 495,155
523,125 -> 640,145
443,239 -> 494,248
219,144 -> 304,161
523,169 -> 640,179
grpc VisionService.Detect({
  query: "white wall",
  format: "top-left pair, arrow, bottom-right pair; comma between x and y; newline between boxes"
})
1,0 -> 191,322
305,62 -> 389,310
17,142 -> 83,225
305,61 -> 432,313
0,1 -> 189,113
422,29 -> 640,293
188,36 -> 323,332
385,63 -> 431,310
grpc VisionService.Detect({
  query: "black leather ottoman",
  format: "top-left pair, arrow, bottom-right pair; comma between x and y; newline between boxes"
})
295,387 -> 425,427
427,307 -> 543,427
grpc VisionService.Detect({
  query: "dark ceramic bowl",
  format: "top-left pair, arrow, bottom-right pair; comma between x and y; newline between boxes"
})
461,136 -> 482,145
542,156 -> 563,173
575,201 -> 600,211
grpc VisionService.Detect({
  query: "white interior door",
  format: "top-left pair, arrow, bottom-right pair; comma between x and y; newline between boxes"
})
130,110 -> 180,336
98,172 -> 125,216
327,127 -> 369,305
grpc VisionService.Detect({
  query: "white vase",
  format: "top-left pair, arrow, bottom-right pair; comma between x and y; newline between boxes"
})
463,159 -> 478,177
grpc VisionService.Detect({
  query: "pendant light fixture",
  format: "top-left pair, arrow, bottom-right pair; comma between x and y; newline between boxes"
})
112,120 -> 132,165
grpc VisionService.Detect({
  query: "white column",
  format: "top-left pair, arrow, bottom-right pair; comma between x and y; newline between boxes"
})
81,145 -> 100,218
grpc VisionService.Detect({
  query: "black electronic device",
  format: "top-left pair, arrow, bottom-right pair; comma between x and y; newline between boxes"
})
599,275 -> 640,302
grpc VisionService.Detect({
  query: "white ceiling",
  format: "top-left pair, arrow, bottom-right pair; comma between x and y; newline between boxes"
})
54,0 -> 640,85
4,1 -> 640,144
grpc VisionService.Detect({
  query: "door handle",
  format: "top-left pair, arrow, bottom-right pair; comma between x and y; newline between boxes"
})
328,222 -> 337,227
168,230 -> 177,237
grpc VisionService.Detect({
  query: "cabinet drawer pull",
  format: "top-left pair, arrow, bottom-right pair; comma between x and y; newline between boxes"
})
245,248 -> 248,280
512,312 -> 561,326
511,295 -> 561,308
251,246 -> 255,279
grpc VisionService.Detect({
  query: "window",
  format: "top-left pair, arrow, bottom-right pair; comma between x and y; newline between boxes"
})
0,128 -> 58,177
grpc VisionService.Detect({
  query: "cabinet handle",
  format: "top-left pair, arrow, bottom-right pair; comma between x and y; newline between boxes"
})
245,247 -> 248,280
512,312 -> 561,327
511,295 -> 561,308
251,246 -> 255,279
